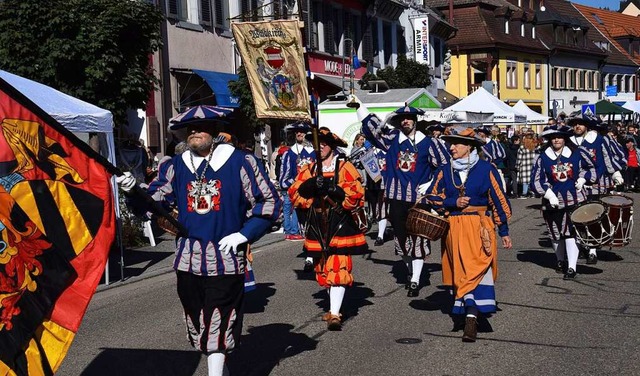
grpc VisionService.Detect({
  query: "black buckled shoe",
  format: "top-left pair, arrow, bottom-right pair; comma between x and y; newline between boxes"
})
586,254 -> 598,265
555,260 -> 567,274
303,260 -> 313,272
374,237 -> 384,246
563,268 -> 577,280
407,282 -> 419,297
462,316 -> 477,342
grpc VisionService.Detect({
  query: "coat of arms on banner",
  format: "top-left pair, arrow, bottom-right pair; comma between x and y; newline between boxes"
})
232,20 -> 310,120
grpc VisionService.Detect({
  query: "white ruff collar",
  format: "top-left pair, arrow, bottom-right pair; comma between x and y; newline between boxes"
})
182,144 -> 235,173
545,146 -> 572,160
398,130 -> 426,145
571,130 -> 598,145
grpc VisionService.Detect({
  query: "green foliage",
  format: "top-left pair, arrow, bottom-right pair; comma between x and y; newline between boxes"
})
0,0 -> 164,126
227,64 -> 265,132
358,55 -> 431,89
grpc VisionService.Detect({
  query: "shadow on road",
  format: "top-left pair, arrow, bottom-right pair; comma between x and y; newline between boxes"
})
516,249 -> 557,271
312,282 -> 374,321
80,348 -> 200,376
102,248 -> 174,283
243,282 -> 276,314
228,323 -> 318,376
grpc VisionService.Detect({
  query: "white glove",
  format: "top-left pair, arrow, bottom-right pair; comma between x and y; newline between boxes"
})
417,181 -> 431,195
575,177 -> 586,191
544,188 -> 559,208
350,95 -> 369,122
218,232 -> 248,255
116,172 -> 136,192
612,171 -> 624,186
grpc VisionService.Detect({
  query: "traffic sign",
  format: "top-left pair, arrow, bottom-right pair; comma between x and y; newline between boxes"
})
582,104 -> 595,117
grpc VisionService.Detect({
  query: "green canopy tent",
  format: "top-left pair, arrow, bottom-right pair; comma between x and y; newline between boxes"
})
595,100 -> 633,124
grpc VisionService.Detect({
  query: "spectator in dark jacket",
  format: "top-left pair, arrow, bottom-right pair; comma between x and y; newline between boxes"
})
505,135 -> 520,198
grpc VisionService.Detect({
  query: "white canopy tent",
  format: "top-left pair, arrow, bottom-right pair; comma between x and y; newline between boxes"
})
443,88 -> 526,124
0,69 -> 121,285
622,100 -> 640,124
512,100 -> 547,133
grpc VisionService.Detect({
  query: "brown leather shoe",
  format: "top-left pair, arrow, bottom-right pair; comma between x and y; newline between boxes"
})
321,312 -> 332,321
462,316 -> 477,342
327,314 -> 342,331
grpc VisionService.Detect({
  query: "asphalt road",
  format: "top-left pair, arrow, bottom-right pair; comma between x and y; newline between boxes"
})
59,193 -> 640,376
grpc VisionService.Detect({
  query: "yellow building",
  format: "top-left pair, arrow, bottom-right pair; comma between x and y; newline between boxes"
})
427,1 -> 549,115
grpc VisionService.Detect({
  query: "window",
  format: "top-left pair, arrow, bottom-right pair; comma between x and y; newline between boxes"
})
532,25 -> 536,39
524,62 -> 531,89
566,69 -> 575,89
551,67 -> 557,89
213,0 -> 229,29
521,23 -> 525,37
505,20 -> 509,34
585,71 -> 592,90
578,70 -> 585,90
558,68 -> 566,89
506,60 -> 517,88
535,64 -> 542,89
594,72 -> 600,91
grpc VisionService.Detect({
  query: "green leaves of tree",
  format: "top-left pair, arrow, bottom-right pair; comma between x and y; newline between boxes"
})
0,0 -> 164,126
358,55 -> 431,90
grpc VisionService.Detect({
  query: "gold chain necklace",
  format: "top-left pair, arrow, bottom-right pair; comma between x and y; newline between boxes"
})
451,155 -> 470,197
189,147 -> 214,197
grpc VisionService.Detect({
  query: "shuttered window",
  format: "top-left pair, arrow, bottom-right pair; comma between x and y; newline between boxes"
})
324,3 -> 335,54
200,0 -> 211,26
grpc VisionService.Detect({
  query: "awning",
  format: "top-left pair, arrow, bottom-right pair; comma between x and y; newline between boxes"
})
192,69 -> 240,108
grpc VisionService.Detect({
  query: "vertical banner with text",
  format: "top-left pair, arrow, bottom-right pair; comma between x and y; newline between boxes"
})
232,20 -> 311,120
413,17 -> 430,66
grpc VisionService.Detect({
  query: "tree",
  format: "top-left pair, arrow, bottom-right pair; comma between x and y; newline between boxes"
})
358,55 -> 431,90
228,64 -> 267,132
0,0 -> 164,127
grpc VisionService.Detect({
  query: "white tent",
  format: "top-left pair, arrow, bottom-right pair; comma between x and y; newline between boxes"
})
0,69 -> 121,284
622,101 -> 640,123
512,100 -> 547,125
443,88 -> 526,124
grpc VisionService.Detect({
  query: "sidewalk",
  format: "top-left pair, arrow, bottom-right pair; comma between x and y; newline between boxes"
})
99,229 -> 287,290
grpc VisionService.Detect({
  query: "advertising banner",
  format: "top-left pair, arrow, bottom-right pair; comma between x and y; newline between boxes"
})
413,17 -> 429,65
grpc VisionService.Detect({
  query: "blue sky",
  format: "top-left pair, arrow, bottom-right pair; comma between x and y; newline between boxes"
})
570,0 -> 622,10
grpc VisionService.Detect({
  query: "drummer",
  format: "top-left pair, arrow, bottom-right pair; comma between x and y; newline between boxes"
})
568,113 -> 624,264
426,126 -> 512,342
530,125 -> 596,280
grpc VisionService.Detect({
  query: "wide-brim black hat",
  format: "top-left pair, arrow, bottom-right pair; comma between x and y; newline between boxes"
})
567,112 -> 603,129
284,121 -> 311,133
441,126 -> 485,146
305,127 -> 348,148
386,104 -> 425,128
541,125 -> 573,139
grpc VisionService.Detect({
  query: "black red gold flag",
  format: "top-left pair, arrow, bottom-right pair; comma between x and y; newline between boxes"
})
0,77 -> 116,375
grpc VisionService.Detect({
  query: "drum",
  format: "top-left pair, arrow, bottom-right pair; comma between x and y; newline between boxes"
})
406,204 -> 449,241
570,202 -> 613,248
600,195 -> 634,247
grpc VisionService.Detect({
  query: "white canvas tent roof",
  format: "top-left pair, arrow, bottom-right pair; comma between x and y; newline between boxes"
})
623,100 -> 640,113
421,110 -> 494,123
512,100 -> 547,124
443,88 -> 526,123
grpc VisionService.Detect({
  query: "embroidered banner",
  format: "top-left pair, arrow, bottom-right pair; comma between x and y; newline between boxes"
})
232,20 -> 310,120
0,76 -> 115,375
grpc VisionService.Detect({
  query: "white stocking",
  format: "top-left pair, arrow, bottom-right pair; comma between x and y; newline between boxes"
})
411,258 -> 423,284
207,353 -> 226,376
329,286 -> 346,316
565,238 -> 580,271
377,219 -> 388,239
